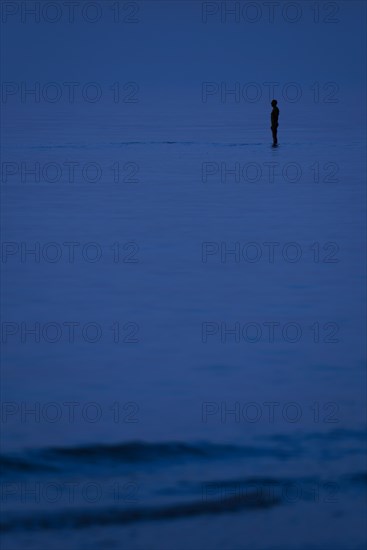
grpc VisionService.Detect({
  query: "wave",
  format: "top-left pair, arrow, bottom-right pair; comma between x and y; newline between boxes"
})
0,440 -> 295,475
44,440 -> 241,460
1,435 -> 365,534
2,471 -> 366,533
0,491 -> 280,532
2,428 -> 366,475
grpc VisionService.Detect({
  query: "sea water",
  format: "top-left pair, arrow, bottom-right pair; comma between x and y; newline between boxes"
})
1,96 -> 366,549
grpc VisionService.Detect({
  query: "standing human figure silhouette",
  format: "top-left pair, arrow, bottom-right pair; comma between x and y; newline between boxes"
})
271,100 -> 279,146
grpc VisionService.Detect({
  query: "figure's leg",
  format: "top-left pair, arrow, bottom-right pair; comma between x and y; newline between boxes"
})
274,128 -> 278,144
271,127 -> 277,144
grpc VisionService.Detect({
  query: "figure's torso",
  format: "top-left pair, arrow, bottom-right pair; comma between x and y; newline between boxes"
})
271,107 -> 279,126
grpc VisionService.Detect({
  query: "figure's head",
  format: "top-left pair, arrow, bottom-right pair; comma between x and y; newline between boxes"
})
271,99 -> 277,107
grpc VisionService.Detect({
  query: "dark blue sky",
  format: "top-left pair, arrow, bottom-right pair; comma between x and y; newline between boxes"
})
1,1 -> 365,98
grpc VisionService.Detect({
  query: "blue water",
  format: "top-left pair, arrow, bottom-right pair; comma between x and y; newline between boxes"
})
1,104 -> 366,548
